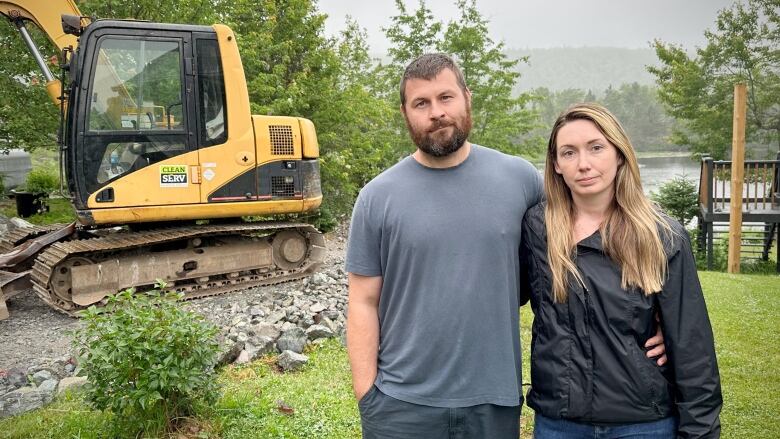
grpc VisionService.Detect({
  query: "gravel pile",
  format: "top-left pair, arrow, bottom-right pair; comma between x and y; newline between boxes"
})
0,217 -> 351,418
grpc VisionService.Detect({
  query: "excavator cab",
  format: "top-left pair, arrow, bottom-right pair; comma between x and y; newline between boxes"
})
66,21 -> 221,211
64,20 -> 322,225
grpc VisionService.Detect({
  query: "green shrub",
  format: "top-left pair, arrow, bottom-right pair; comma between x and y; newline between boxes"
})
25,167 -> 60,195
0,173 -> 5,196
74,285 -> 221,437
312,205 -> 339,232
651,176 -> 699,227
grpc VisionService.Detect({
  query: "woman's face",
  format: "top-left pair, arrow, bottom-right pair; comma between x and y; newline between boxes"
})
553,119 -> 622,205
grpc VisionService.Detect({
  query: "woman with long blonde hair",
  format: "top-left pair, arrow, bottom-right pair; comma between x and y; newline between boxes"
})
521,103 -> 722,438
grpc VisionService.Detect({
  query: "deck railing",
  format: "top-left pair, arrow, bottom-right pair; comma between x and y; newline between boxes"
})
699,152 -> 780,216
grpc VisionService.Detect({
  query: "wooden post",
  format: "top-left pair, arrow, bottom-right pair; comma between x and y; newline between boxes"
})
728,83 -> 747,273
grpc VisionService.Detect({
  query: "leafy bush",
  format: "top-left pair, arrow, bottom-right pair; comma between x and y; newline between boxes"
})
74,285 -> 220,436
651,176 -> 699,227
0,172 -> 5,196
25,167 -> 60,195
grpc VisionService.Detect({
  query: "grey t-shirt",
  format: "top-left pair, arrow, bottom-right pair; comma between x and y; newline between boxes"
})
346,144 -> 543,408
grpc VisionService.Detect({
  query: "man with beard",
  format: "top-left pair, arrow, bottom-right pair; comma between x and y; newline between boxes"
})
345,53 -> 542,438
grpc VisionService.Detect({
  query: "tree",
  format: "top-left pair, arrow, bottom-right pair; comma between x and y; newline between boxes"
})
0,21 -> 59,152
313,18 -> 407,218
649,0 -> 780,159
80,0 -> 218,24
651,176 -> 699,227
439,0 -> 536,154
381,0 -> 538,156
602,83 -> 675,151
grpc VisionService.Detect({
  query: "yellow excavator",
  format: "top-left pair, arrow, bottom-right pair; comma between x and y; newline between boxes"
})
0,0 -> 325,319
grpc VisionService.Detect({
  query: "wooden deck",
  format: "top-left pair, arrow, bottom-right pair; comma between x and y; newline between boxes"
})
698,153 -> 780,271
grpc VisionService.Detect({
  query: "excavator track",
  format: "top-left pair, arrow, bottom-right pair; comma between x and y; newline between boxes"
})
30,222 -> 326,316
0,224 -> 71,253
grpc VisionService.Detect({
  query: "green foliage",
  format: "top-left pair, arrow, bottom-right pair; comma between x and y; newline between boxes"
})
0,172 -> 5,196
73,286 -> 221,436
529,83 -> 678,154
439,0 -> 537,155
651,176 -> 700,226
24,167 -> 59,195
382,0 -> 538,157
601,83 -> 676,151
79,0 -> 218,24
0,21 -> 59,153
649,0 -> 780,159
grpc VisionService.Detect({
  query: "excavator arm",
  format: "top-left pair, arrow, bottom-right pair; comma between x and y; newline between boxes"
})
0,0 -> 85,104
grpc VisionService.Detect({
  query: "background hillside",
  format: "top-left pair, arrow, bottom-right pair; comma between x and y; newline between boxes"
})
508,47 -> 660,93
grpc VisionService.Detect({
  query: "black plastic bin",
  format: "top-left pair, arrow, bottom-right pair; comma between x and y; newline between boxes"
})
12,191 -> 46,218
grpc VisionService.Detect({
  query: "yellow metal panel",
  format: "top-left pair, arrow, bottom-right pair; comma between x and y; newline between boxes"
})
303,195 -> 323,212
252,115 -> 302,164
198,24 -> 256,202
87,150 -> 201,208
84,199 -> 305,225
298,117 -> 320,159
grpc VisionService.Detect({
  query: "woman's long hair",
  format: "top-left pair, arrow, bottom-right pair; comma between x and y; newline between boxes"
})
544,103 -> 673,303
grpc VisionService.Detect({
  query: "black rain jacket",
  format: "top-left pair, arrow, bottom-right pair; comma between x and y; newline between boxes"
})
520,203 -> 722,438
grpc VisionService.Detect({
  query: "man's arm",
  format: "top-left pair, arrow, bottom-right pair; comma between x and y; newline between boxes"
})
347,272 -> 383,401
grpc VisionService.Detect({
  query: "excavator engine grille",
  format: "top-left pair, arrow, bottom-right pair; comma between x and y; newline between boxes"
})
271,176 -> 295,197
269,125 -> 294,155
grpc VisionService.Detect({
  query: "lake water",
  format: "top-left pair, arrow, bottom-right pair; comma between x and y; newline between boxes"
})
637,155 -> 700,195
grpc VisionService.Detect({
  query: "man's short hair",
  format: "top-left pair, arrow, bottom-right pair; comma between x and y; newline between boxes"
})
399,53 -> 468,106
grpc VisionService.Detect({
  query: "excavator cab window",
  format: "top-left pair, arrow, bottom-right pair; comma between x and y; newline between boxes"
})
88,38 -> 183,132
195,38 -> 227,147
77,33 -> 190,195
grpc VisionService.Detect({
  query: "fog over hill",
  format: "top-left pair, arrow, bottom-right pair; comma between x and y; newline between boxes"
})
370,47 -> 662,95
507,47 -> 661,94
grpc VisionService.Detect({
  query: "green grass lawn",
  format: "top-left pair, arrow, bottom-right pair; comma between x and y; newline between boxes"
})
0,197 -> 76,225
1,271 -> 778,438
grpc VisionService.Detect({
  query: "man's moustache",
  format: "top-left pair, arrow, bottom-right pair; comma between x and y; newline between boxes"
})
428,120 -> 454,132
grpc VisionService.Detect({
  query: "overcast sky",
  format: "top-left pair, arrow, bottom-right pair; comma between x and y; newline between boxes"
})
319,0 -> 740,52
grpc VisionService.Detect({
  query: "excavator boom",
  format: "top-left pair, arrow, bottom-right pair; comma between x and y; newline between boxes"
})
0,0 -> 84,104
0,0 -> 80,51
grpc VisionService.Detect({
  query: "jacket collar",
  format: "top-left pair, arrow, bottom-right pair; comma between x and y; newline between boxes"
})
576,230 -> 604,252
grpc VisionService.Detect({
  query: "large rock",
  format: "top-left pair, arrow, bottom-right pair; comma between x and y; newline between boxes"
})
0,386 -> 54,418
9,217 -> 34,230
310,273 -> 330,286
37,379 -> 58,394
305,324 -> 335,341
234,350 -> 251,365
309,302 -> 326,314
215,335 -> 245,367
31,370 -> 54,386
276,327 -> 307,354
57,377 -> 87,395
5,368 -> 27,390
276,350 -> 308,372
246,336 -> 276,361
250,322 -> 280,340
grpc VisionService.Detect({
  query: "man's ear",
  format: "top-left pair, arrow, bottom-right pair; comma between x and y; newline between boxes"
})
400,103 -> 406,116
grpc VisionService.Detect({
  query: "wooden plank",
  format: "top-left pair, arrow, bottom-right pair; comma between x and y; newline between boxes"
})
728,83 -> 747,273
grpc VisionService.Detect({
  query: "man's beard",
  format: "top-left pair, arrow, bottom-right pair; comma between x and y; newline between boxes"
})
407,109 -> 472,157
